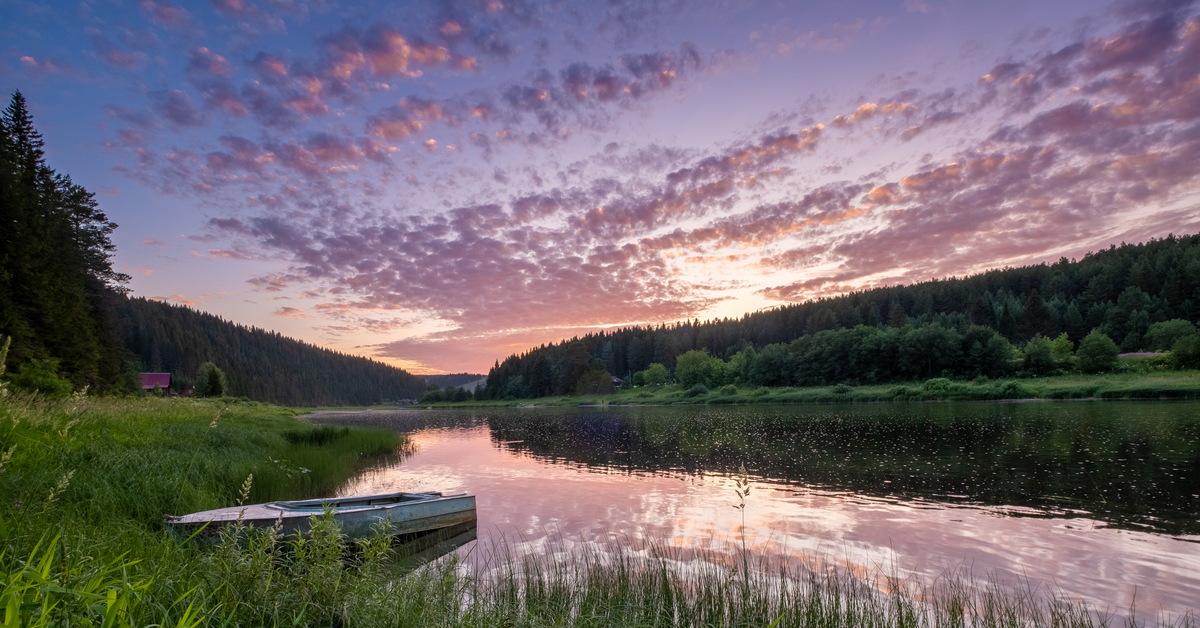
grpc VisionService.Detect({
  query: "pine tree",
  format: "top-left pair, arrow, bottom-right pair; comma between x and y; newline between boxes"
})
0,91 -> 128,388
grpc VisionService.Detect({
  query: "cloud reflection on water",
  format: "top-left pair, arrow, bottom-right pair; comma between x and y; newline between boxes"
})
327,403 -> 1200,615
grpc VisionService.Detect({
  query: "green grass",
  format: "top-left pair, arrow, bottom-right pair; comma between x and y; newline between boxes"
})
0,393 -> 1192,627
419,369 -> 1200,408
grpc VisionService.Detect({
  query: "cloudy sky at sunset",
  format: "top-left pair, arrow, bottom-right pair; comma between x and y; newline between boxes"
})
4,0 -> 1199,373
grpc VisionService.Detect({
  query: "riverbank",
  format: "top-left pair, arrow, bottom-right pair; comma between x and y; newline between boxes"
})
0,394 -> 1188,626
413,369 -> 1200,408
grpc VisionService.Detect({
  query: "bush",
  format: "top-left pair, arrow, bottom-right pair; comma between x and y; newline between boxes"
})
751,386 -> 770,396
1174,335 -> 1200,369
7,358 -> 73,397
1146,319 -> 1198,351
718,384 -> 738,395
1077,329 -> 1120,373
999,380 -> 1028,398
684,383 -> 708,397
1023,335 -> 1055,376
922,377 -> 952,392
1049,332 -> 1075,369
195,361 -> 228,397
636,363 -> 668,386
832,383 -> 851,394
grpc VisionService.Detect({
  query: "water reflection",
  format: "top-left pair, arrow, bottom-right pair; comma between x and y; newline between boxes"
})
316,401 -> 1200,614
484,403 -> 1200,536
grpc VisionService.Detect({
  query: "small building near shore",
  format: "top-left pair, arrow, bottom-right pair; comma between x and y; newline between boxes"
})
140,373 -> 171,392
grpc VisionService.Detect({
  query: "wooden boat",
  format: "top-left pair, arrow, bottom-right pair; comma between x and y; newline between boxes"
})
163,491 -> 477,541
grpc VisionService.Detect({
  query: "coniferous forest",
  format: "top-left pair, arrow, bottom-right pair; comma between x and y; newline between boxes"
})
482,235 -> 1200,399
0,91 -> 429,405
114,297 -> 428,405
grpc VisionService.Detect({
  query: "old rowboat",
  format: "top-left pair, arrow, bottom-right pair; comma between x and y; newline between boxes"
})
163,491 -> 477,541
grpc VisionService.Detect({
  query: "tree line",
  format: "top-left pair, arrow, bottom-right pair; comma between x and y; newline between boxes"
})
0,91 -> 430,405
481,234 -> 1200,399
114,297 -> 429,405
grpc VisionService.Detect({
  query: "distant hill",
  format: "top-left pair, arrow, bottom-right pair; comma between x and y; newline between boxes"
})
423,373 -> 486,389
115,297 -> 427,406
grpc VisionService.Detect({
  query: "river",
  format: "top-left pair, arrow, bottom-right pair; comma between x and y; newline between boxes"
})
313,401 -> 1200,615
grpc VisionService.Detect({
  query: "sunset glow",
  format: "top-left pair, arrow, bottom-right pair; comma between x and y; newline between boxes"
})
5,0 -> 1199,373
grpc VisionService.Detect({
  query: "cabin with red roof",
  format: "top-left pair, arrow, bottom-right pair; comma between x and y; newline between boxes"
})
140,373 -> 171,392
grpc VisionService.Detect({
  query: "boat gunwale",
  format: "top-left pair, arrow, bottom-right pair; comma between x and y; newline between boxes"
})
270,491 -> 449,511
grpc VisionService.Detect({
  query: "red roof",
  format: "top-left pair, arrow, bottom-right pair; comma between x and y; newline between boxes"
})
141,373 -> 171,389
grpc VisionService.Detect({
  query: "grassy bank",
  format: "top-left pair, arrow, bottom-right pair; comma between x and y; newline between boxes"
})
416,369 -> 1200,408
0,393 -> 404,626
0,394 -> 1191,626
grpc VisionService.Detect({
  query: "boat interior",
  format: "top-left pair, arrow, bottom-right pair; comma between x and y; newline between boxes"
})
272,491 -> 449,511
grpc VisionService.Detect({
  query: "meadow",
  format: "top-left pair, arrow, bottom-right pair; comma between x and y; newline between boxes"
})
0,393 -> 1192,627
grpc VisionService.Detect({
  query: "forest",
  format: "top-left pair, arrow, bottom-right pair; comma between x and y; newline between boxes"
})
481,234 -> 1200,399
115,297 -> 428,406
0,91 -> 428,406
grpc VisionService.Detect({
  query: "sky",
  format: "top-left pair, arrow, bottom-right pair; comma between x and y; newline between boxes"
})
3,0 -> 1200,374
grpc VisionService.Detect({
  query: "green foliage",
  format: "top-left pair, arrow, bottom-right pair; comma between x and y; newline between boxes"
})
636,363 -> 668,386
1174,335 -> 1200,369
1147,319 -> 1198,351
718,384 -> 738,395
0,92 -> 128,392
675,349 -> 721,387
1050,332 -> 1075,369
193,362 -> 227,397
0,535 -> 173,628
684,383 -> 708,397
0,395 -> 403,626
8,358 -> 73,397
922,377 -> 952,392
1023,334 -> 1056,375
1078,329 -> 1120,373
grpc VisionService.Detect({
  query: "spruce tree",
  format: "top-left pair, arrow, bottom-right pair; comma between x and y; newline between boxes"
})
0,91 -> 127,389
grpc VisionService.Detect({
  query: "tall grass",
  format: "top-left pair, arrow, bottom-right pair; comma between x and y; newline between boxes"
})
0,393 -> 402,626
348,537 -> 1193,628
0,393 -> 1192,627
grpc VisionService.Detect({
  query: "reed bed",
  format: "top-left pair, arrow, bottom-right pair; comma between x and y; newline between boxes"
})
0,393 -> 1192,627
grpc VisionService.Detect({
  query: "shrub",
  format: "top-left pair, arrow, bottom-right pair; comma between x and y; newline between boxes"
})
832,383 -> 851,394
1077,329 -> 1120,373
999,380 -> 1028,398
971,375 -> 989,385
637,363 -> 669,386
1022,335 -> 1055,376
718,384 -> 738,395
7,358 -> 73,397
1146,319 -> 1198,351
1049,332 -> 1075,369
751,386 -> 770,396
195,361 -> 228,397
889,386 -> 913,398
1173,335 -> 1200,369
685,383 -> 709,397
922,377 -> 952,392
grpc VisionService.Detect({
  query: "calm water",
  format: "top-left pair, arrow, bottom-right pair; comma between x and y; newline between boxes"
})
314,401 -> 1200,613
